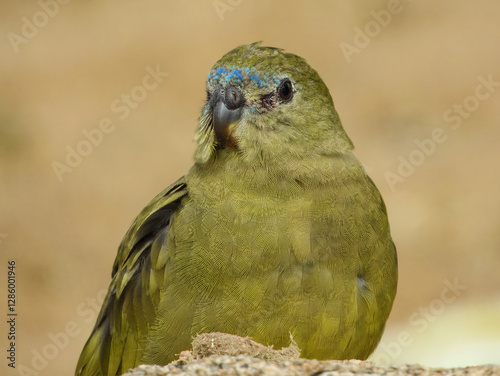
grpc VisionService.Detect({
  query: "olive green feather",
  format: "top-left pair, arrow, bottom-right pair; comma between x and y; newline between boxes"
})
75,43 -> 397,376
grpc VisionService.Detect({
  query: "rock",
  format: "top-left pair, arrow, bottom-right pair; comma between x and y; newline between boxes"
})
121,333 -> 500,376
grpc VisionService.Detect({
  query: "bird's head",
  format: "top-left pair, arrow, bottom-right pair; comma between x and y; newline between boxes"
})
194,42 -> 354,172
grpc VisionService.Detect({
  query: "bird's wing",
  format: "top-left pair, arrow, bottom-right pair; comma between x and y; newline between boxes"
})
75,177 -> 188,376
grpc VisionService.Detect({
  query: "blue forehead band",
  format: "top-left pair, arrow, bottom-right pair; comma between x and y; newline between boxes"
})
207,66 -> 285,88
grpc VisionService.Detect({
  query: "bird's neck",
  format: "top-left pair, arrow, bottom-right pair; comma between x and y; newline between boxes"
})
186,149 -> 365,200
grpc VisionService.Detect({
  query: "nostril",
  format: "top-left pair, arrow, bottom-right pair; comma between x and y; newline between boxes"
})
224,86 -> 245,110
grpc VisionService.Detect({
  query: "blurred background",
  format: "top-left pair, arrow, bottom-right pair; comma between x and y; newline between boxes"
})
1,1 -> 499,374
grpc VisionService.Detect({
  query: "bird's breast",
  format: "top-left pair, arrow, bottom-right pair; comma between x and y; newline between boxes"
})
154,161 -> 396,360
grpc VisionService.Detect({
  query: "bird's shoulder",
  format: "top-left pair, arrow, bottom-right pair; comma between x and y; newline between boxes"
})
75,176 -> 188,376
112,176 -> 188,279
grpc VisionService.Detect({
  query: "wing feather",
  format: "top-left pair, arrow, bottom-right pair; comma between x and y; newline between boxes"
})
75,177 -> 188,376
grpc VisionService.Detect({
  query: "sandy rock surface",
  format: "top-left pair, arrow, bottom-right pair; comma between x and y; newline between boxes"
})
121,333 -> 500,376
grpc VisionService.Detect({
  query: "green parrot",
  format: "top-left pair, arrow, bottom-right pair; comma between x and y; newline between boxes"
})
75,42 -> 397,376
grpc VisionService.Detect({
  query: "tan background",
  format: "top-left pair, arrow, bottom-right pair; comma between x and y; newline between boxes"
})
1,1 -> 499,375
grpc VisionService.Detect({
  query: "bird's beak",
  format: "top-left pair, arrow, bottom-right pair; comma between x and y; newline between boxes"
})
211,85 -> 244,149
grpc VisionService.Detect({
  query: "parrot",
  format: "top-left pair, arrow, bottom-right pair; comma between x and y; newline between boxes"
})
75,42 -> 398,376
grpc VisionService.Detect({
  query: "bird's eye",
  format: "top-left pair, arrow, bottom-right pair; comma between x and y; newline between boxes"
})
277,79 -> 293,102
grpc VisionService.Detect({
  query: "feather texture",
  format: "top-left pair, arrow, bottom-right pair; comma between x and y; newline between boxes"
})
75,43 -> 397,376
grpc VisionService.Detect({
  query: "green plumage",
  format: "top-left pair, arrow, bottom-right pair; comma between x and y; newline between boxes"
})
75,42 -> 397,376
